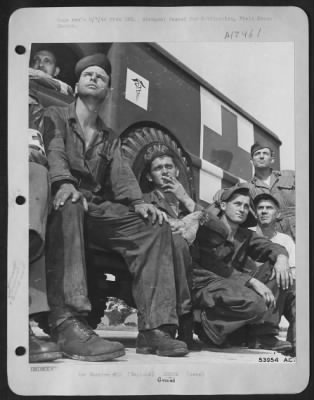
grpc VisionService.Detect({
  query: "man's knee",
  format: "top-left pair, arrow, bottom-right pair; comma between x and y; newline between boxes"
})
254,296 -> 268,319
47,201 -> 85,236
245,291 -> 267,320
53,200 -> 85,217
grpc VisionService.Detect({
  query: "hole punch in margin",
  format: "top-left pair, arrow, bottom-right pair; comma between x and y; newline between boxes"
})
16,195 -> 26,205
15,346 -> 26,356
15,45 -> 26,55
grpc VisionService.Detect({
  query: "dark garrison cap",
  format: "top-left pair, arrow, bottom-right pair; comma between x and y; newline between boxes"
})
75,53 -> 112,79
250,142 -> 274,157
253,193 -> 280,209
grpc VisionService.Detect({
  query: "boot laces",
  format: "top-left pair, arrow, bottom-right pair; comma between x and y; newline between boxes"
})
71,317 -> 97,341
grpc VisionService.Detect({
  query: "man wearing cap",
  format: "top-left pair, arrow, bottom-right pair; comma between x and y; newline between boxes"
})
143,144 -> 203,348
42,53 -> 189,361
249,142 -> 295,241
252,192 -> 296,355
192,183 -> 293,352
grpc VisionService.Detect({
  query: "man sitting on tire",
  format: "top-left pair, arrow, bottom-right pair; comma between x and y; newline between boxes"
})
42,53 -> 189,361
143,144 -> 203,349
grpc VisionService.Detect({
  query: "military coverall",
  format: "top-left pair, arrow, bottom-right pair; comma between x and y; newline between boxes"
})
143,189 -> 195,316
249,170 -> 295,240
192,208 -> 293,345
43,102 -> 183,331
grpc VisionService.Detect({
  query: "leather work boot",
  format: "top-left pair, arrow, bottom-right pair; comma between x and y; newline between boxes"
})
136,326 -> 189,357
29,325 -> 62,363
249,334 -> 292,354
51,317 -> 125,361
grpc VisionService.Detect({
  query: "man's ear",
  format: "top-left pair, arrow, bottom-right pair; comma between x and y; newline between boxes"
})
220,201 -> 227,211
53,66 -> 60,78
175,167 -> 179,178
104,86 -> 113,101
270,157 -> 275,164
146,172 -> 152,182
74,83 -> 78,95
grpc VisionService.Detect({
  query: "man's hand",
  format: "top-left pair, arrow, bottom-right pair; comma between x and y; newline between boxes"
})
248,277 -> 276,309
271,254 -> 293,290
168,218 -> 185,233
134,203 -> 168,225
162,176 -> 195,212
169,212 -> 202,245
162,175 -> 186,200
54,183 -> 88,211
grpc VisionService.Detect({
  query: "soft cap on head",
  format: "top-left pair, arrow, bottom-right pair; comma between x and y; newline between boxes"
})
75,53 -> 112,79
216,182 -> 251,203
213,183 -> 256,227
250,142 -> 273,157
144,143 -> 175,165
253,192 -> 280,209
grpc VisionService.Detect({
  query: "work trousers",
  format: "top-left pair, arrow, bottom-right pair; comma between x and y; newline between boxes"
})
29,162 -> 50,315
249,263 -> 296,344
171,233 -> 193,316
193,272 -> 267,345
46,201 -> 190,331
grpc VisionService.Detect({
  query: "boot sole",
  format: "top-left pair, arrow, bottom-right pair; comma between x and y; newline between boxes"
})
29,351 -> 63,363
250,343 -> 292,353
136,347 -> 188,357
62,348 -> 125,361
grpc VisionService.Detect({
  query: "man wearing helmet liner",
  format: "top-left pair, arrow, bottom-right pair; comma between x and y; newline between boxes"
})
251,192 -> 296,356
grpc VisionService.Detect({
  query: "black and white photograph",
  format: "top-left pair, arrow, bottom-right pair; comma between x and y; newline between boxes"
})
7,6 -> 309,396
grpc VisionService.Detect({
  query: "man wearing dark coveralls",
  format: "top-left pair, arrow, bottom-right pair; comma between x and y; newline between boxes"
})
143,144 -> 203,348
43,53 -> 189,361
192,183 -> 294,352
248,142 -> 295,241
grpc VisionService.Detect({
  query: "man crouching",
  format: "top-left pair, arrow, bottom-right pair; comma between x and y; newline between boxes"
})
192,183 -> 294,353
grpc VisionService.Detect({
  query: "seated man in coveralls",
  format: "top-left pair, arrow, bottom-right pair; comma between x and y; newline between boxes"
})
192,183 -> 293,353
143,144 -> 203,349
43,53 -> 189,361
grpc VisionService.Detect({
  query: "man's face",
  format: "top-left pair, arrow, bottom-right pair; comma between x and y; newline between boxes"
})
31,50 -> 59,77
221,194 -> 250,225
148,156 -> 178,188
256,199 -> 278,226
76,65 -> 110,101
251,148 -> 274,169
